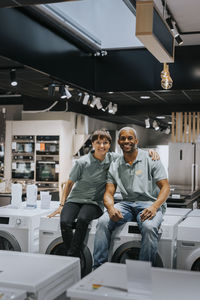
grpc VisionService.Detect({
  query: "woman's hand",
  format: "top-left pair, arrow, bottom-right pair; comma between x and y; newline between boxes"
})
48,206 -> 63,218
148,149 -> 160,161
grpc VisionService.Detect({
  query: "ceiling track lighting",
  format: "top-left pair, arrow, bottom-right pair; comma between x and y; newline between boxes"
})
59,85 -> 72,99
112,103 -> 118,114
166,17 -> 183,46
82,93 -> 90,105
48,83 -> 56,97
161,63 -> 173,90
153,120 -> 160,131
10,69 -> 18,87
108,102 -> 113,114
145,118 -> 150,128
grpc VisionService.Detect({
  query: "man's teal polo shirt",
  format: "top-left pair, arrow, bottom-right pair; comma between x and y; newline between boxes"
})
107,148 -> 168,210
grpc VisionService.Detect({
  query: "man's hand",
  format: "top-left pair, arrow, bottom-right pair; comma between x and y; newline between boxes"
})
148,149 -> 160,161
107,207 -> 123,222
140,205 -> 157,222
48,206 -> 62,218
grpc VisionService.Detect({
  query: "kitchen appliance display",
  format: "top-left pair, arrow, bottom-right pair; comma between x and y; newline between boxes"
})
168,143 -> 200,208
11,136 -> 35,181
36,136 -> 59,155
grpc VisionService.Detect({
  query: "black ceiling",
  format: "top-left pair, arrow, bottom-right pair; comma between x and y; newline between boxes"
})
0,6 -> 200,129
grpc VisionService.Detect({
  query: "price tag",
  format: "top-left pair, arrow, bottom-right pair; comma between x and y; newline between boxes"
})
55,164 -> 59,173
36,143 -> 40,151
12,142 -> 16,150
12,162 -> 16,169
171,194 -> 181,199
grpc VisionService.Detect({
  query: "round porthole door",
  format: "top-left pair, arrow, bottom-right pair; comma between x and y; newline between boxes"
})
111,241 -> 163,267
0,231 -> 21,252
46,237 -> 92,277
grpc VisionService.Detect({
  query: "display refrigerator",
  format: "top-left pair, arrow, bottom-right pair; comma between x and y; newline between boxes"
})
168,143 -> 200,208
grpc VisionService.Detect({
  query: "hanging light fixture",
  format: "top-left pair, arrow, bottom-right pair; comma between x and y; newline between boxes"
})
161,63 -> 173,90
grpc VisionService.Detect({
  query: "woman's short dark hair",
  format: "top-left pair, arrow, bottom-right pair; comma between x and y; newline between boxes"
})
91,129 -> 112,143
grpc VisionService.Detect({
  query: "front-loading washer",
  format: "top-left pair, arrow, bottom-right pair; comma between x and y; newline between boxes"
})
0,287 -> 26,300
110,215 -> 184,269
165,207 -> 191,217
187,208 -> 200,217
177,216 -> 200,271
0,201 -> 58,253
0,251 -> 80,300
39,215 -> 97,277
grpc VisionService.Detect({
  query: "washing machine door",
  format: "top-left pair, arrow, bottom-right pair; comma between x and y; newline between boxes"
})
191,258 -> 200,271
111,241 -> 163,267
0,231 -> 21,251
45,237 -> 92,277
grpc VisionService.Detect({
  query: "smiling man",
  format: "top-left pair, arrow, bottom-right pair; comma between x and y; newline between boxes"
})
93,127 -> 170,268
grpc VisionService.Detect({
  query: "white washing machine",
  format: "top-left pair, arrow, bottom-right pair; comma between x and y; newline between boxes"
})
177,216 -> 200,271
109,215 -> 184,269
165,207 -> 191,217
187,208 -> 200,217
0,201 -> 59,253
0,251 -> 80,300
39,216 -> 97,277
0,287 -> 26,300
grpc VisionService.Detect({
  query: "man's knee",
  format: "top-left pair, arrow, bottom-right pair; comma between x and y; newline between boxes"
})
141,221 -> 158,235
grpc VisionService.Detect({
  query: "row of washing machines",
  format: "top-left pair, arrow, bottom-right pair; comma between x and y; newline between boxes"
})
0,203 -> 200,278
39,207 -> 200,275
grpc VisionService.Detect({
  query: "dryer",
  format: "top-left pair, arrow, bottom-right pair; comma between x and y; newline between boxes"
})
0,201 -> 58,253
110,215 -> 184,269
39,216 -> 97,277
177,216 -> 200,271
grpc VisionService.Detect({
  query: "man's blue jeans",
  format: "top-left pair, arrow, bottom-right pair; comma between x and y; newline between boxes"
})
93,201 -> 163,268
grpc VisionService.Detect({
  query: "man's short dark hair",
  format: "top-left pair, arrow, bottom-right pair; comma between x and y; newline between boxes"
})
91,129 -> 112,143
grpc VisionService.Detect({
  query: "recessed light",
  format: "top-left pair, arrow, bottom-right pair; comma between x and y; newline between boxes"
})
140,96 -> 150,99
156,116 -> 166,119
108,92 -> 114,94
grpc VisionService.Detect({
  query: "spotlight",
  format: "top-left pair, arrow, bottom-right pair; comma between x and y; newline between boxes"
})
10,69 -> 18,87
82,93 -> 90,105
175,35 -> 183,45
90,96 -> 98,108
96,98 -> 103,110
112,104 -> 118,114
59,85 -> 72,99
153,120 -> 159,131
166,17 -> 174,30
145,118 -> 150,128
108,102 -> 113,114
48,83 -> 56,97
165,127 -> 171,134
101,101 -> 108,112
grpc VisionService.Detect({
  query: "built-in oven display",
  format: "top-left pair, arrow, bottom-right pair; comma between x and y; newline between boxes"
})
36,136 -> 59,155
12,162 -> 34,179
36,161 -> 59,182
12,142 -> 34,154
